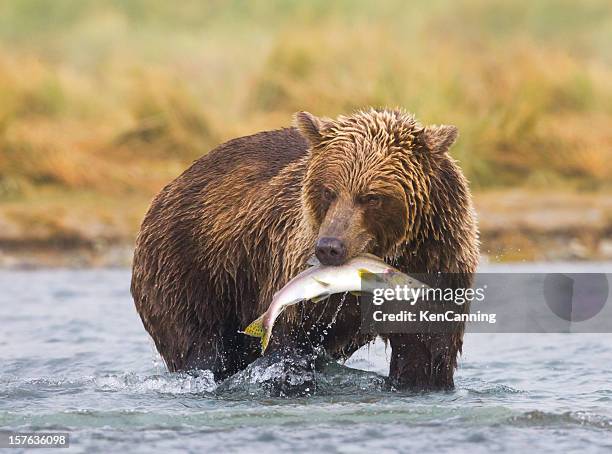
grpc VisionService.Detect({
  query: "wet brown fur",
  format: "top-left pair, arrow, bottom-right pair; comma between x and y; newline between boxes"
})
131,108 -> 479,389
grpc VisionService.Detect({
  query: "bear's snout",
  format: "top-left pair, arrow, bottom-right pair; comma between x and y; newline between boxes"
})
315,237 -> 348,266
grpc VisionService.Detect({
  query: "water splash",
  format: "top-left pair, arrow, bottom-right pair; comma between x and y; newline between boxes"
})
319,291 -> 348,343
95,370 -> 217,395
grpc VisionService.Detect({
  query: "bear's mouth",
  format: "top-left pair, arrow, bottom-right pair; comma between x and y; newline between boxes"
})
307,238 -> 383,268
359,236 -> 377,257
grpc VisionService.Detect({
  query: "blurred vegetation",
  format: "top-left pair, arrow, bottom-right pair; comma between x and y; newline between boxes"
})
0,0 -> 611,240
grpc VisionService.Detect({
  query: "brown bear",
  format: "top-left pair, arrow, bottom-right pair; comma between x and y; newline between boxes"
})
131,108 -> 479,391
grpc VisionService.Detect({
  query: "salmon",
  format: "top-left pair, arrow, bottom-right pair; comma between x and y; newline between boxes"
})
241,254 -> 427,353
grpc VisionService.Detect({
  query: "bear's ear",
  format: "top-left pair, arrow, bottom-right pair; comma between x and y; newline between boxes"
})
420,125 -> 458,154
293,111 -> 328,147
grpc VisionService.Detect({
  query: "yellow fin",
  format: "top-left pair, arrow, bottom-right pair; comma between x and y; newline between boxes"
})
357,268 -> 370,279
242,314 -> 265,338
357,268 -> 384,282
261,331 -> 271,353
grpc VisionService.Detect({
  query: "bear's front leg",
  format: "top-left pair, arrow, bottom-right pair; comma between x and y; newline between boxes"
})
238,333 -> 324,397
388,332 -> 462,391
264,345 -> 320,395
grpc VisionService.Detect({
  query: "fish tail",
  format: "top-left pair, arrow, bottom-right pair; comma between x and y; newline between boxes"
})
242,314 -> 265,338
242,314 -> 273,354
261,331 -> 271,353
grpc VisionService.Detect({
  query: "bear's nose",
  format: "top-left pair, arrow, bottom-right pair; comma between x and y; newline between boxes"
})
315,237 -> 348,266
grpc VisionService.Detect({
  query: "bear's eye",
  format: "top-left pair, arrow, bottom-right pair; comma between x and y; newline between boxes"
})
359,194 -> 382,208
321,187 -> 336,203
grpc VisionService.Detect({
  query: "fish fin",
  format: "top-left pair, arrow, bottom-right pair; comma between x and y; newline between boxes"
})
357,268 -> 385,282
243,315 -> 273,354
306,255 -> 321,267
350,291 -> 364,297
242,314 -> 265,338
261,331 -> 271,353
311,276 -> 330,287
311,293 -> 330,303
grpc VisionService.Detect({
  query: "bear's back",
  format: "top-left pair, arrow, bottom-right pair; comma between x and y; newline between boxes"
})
186,127 -> 309,186
133,126 -> 310,296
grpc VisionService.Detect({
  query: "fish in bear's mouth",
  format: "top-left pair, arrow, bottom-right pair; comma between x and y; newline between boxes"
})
242,253 -> 426,353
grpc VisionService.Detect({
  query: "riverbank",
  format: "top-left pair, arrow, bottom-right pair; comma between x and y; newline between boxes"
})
476,190 -> 612,262
0,190 -> 610,268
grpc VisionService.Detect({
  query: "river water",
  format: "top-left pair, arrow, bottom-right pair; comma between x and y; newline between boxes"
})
1,263 -> 611,453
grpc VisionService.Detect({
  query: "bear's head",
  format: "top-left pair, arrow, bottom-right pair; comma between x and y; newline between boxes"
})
296,108 -> 463,266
